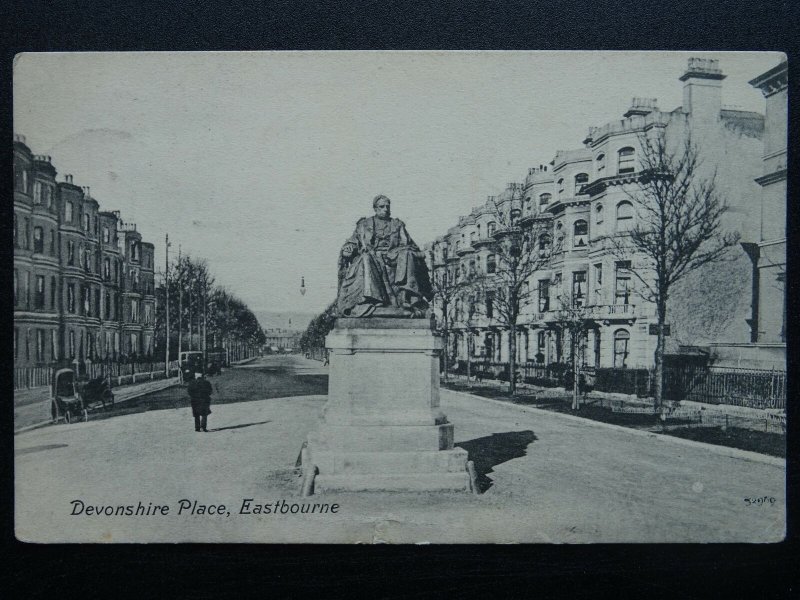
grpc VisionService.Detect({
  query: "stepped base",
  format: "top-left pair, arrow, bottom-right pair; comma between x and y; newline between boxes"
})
315,472 -> 471,493
304,319 -> 470,495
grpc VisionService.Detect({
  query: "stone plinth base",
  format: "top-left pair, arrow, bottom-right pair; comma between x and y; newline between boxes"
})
305,319 -> 470,494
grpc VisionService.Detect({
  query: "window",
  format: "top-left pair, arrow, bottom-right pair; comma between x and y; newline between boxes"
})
572,272 -> 587,308
67,240 -> 74,265
618,147 -> 635,174
594,263 -> 603,299
485,291 -> 494,319
24,218 -> 30,249
51,330 -> 58,361
14,270 -> 18,306
67,284 -> 75,313
49,230 -> 56,255
574,173 -> 589,196
94,289 -> 100,318
131,299 -> 139,322
84,246 -> 92,273
14,328 -> 18,359
83,213 -> 90,232
14,214 -> 18,248
539,193 -> 551,207
36,329 -> 45,362
33,181 -> 42,204
103,226 -> 110,244
25,329 -> 30,361
613,329 -> 630,368
615,261 -> 631,305
105,292 -> 112,320
487,221 -> 497,236
538,280 -> 550,312
616,201 -> 634,231
50,276 -> 56,309
538,234 -> 550,254
486,254 -> 496,274
69,330 -> 76,358
595,203 -> 604,225
87,332 -> 94,360
596,153 -> 605,176
35,275 -> 45,309
573,220 -> 588,248
104,258 -> 111,280
33,226 -> 44,253
144,303 -> 152,325
470,231 -> 477,244
26,272 -> 30,308
65,201 -> 73,224
557,178 -> 565,199
82,285 -> 90,315
44,186 -> 52,208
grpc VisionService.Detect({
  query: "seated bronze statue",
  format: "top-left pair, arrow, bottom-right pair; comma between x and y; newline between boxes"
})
336,195 -> 433,318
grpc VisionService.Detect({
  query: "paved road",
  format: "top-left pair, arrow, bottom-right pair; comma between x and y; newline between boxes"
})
15,356 -> 784,543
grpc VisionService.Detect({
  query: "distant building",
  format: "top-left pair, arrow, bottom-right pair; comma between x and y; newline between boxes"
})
263,328 -> 300,351
428,58 -> 780,371
13,134 -> 157,369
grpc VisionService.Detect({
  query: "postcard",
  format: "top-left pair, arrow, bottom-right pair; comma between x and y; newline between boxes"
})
13,51 -> 786,543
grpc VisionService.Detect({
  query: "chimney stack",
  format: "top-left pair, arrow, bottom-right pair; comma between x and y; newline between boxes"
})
679,58 -> 725,123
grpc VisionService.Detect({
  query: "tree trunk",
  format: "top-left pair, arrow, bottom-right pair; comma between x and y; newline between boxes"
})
509,322 -> 517,396
466,332 -> 472,387
442,306 -> 449,382
572,332 -> 580,410
653,300 -> 667,413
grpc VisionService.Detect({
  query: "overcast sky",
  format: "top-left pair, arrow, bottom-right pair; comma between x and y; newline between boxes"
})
13,51 -> 783,315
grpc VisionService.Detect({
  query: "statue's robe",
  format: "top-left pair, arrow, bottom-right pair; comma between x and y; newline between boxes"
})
337,216 -> 433,317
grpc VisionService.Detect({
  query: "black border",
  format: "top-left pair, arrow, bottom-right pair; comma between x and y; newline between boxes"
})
4,0 -> 799,596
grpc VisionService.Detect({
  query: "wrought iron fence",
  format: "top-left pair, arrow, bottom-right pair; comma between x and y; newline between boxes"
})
443,359 -> 786,410
14,360 -> 180,391
662,365 -> 786,410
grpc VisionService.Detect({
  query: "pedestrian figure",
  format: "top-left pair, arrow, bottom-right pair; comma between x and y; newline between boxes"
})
322,350 -> 330,366
187,373 -> 213,432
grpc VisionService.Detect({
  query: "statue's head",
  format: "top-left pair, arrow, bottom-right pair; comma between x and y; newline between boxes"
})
372,195 -> 391,220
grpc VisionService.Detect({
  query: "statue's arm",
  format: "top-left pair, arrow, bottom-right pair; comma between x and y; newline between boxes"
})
341,218 -> 365,258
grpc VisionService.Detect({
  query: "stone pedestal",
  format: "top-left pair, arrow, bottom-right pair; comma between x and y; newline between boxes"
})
306,318 -> 470,493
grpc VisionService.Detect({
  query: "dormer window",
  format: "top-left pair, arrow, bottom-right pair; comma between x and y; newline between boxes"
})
487,221 -> 496,236
557,178 -> 565,199
618,147 -> 636,174
65,202 -> 73,224
595,203 -> 604,225
539,193 -> 551,207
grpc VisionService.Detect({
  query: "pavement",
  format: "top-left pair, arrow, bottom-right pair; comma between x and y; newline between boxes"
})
14,376 -> 182,433
14,355 -> 785,544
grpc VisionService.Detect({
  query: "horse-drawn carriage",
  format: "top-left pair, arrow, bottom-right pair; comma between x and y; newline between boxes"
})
50,368 -> 115,424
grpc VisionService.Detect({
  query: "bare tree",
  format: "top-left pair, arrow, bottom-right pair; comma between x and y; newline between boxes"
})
606,131 -> 740,411
551,296 -> 591,410
459,281 -> 484,386
428,256 -> 468,382
484,194 -> 555,396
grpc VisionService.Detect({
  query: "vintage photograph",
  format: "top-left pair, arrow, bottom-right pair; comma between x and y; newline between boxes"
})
13,51 -> 786,543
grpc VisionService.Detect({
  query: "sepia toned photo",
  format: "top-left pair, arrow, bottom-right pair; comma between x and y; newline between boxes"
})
13,51 -> 786,543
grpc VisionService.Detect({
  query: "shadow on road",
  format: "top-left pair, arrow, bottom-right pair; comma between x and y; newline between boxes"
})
456,430 -> 537,492
209,420 -> 272,432
17,444 -> 69,456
